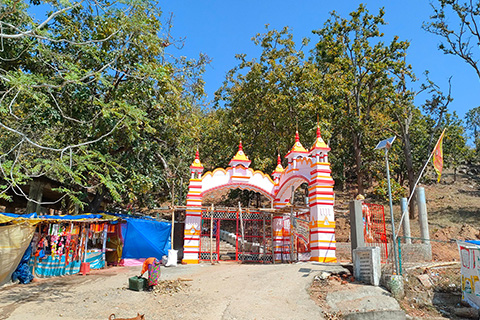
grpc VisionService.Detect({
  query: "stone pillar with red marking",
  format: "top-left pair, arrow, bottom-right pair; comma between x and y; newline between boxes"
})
308,125 -> 336,262
182,150 -> 204,264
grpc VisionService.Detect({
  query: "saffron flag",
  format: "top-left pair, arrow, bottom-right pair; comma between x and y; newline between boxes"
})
432,129 -> 446,182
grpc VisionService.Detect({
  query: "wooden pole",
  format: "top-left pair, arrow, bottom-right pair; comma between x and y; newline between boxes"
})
171,180 -> 175,251
170,207 -> 175,250
271,213 -> 275,264
289,186 -> 294,262
239,202 -> 245,255
262,215 -> 266,259
83,225 -> 88,263
210,204 -> 214,264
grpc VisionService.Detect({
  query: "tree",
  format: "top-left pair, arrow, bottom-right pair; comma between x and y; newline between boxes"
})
466,106 -> 480,155
424,0 -> 480,79
311,5 -> 411,194
213,26 -> 331,174
443,112 -> 469,181
0,0 -> 207,213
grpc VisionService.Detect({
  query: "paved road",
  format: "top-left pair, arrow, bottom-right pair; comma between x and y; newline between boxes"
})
0,262 -> 345,320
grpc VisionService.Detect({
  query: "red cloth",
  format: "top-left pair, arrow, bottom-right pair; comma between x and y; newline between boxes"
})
141,257 -> 156,275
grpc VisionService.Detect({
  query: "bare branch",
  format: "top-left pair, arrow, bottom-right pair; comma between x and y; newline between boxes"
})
0,116 -> 125,155
0,3 -> 83,39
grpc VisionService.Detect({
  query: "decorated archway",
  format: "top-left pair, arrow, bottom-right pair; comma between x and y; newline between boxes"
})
182,126 -> 335,264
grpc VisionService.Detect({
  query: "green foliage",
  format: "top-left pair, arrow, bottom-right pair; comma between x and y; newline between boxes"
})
373,178 -> 407,203
311,5 -> 411,193
213,26 -> 330,174
0,0 -> 208,212
466,106 -> 480,159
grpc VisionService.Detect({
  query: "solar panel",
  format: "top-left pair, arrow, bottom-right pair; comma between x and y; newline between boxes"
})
374,136 -> 396,150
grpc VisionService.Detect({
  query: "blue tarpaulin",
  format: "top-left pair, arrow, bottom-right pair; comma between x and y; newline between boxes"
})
12,243 -> 34,284
466,240 -> 480,246
121,218 -> 171,260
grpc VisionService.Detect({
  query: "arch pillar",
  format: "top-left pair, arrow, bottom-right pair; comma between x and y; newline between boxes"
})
182,151 -> 203,264
308,160 -> 336,262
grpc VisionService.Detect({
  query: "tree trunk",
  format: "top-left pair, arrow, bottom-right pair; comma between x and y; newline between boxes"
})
353,132 -> 364,195
87,185 -> 107,213
26,179 -> 45,215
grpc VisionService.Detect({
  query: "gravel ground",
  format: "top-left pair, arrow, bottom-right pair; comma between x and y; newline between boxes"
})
0,262 -> 333,320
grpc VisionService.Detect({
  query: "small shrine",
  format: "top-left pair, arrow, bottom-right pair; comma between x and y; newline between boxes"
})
182,125 -> 335,264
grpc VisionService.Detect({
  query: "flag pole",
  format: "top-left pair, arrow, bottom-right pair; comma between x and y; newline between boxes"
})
396,128 -> 446,237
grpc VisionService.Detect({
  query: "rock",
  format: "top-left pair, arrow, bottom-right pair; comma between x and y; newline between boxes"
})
318,271 -> 331,280
416,274 -> 432,288
385,275 -> 405,299
454,307 -> 479,319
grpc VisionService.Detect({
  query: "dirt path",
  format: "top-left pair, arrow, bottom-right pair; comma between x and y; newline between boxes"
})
0,262 -> 342,320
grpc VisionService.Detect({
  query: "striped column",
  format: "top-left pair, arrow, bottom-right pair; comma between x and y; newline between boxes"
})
309,161 -> 336,263
182,178 -> 202,264
272,216 -> 284,262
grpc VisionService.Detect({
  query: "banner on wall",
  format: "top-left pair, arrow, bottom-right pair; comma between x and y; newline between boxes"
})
457,240 -> 480,309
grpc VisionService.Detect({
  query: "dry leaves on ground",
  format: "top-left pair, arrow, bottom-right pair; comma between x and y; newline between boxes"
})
152,278 -> 192,296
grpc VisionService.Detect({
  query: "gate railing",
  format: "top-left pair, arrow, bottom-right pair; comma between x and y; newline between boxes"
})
364,202 -> 389,262
199,209 -> 273,263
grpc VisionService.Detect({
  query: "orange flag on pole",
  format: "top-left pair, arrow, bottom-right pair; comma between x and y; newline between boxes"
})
432,129 -> 446,182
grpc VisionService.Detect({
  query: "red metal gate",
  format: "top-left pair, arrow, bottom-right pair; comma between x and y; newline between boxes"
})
364,202 -> 389,262
200,209 -> 273,263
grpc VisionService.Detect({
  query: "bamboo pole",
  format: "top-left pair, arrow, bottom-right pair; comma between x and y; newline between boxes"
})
271,213 -> 275,264
289,186 -> 294,263
170,207 -> 175,250
171,180 -> 175,251
262,215 -> 266,259
239,202 -> 245,255
210,204 -> 214,264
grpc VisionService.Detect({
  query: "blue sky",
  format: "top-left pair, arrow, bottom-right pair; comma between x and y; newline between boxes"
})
160,1 -> 479,122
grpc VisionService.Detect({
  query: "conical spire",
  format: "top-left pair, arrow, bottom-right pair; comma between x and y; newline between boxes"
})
285,130 -> 308,161
310,124 -> 330,154
272,154 -> 285,177
229,140 -> 251,168
190,149 -> 204,170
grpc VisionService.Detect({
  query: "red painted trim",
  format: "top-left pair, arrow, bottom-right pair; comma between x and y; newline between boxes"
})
183,236 -> 200,241
310,229 -> 335,234
308,190 -> 335,197
310,169 -> 332,175
183,250 -> 200,253
309,201 -> 334,207
310,246 -> 335,250
308,179 -> 334,185
189,185 -> 202,189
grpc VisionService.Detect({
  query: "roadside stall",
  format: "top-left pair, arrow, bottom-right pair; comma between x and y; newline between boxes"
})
29,213 -> 122,277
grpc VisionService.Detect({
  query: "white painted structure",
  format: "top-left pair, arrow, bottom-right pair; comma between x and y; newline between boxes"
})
182,127 -> 336,264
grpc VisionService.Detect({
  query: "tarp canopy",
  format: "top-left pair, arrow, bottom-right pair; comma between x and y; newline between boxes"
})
121,218 -> 171,260
0,212 -> 120,224
466,240 -> 480,246
0,224 -> 35,286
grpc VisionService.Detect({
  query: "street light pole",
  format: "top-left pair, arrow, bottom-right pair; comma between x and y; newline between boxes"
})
384,145 -> 399,275
375,136 -> 399,275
